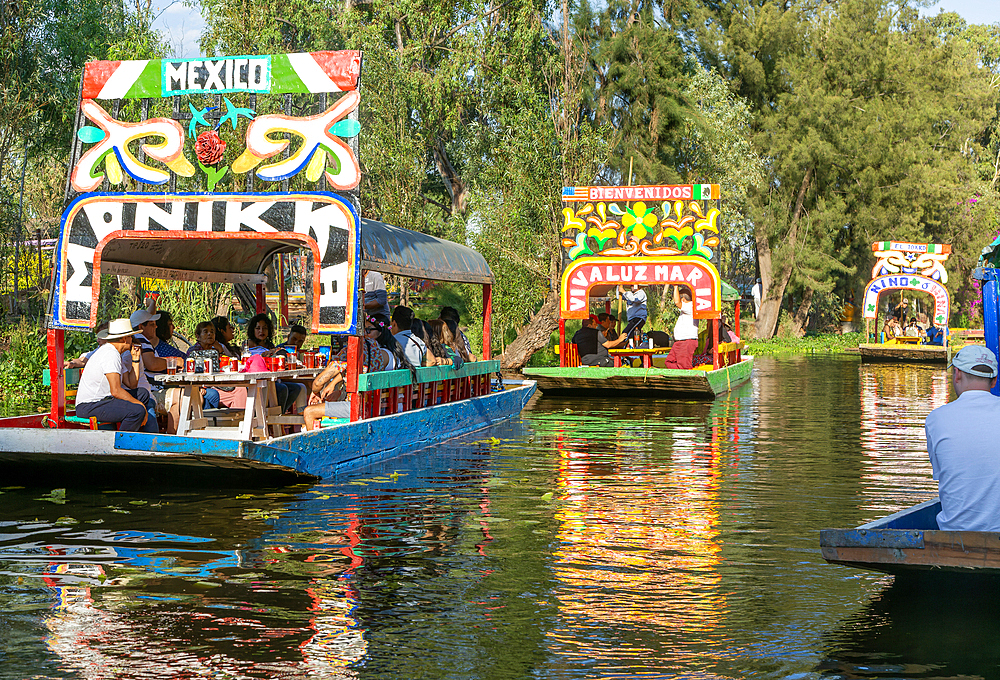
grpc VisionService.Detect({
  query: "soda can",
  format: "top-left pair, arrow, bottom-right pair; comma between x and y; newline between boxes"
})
185,358 -> 195,373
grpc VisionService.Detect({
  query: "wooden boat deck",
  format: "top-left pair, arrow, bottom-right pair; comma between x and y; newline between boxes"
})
522,357 -> 753,397
858,344 -> 947,364
820,498 -> 1000,574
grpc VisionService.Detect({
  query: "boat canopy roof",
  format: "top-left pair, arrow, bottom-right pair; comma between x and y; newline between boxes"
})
361,219 -> 493,284
95,220 -> 493,284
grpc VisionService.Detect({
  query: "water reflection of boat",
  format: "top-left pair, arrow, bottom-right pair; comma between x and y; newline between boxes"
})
819,573 -> 1000,679
821,498 -> 1000,574
1,488 -> 368,677
536,390 -> 746,659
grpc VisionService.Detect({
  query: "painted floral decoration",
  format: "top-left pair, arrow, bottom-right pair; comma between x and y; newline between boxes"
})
621,201 -> 658,239
195,130 -> 226,165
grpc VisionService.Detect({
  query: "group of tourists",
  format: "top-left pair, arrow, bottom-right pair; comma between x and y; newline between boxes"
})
570,284 -> 737,370
300,302 -> 477,430
881,299 -> 945,345
68,273 -> 479,434
68,300 -> 312,434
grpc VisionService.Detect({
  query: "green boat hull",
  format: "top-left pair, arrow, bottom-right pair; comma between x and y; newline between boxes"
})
522,357 -> 754,398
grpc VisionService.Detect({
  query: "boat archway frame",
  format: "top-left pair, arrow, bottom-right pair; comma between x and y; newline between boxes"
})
560,255 -> 722,319
862,274 -> 950,326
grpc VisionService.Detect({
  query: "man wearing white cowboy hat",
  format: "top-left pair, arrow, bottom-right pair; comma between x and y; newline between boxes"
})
925,345 -> 1000,531
75,318 -> 158,433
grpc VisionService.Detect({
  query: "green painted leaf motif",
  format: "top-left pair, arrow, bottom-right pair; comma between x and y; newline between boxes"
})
568,232 -> 593,260
329,120 -> 361,138
198,162 -> 229,191
687,232 -> 714,260
77,126 -> 106,143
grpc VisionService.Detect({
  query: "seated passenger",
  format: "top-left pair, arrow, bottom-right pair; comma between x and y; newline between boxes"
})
303,316 -> 399,429
186,321 -> 247,411
392,306 -> 427,368
925,346 -> 1000,531
440,305 -> 474,358
426,318 -> 470,370
211,316 -> 240,357
75,318 -> 158,433
413,319 -> 450,366
573,316 -> 603,366
285,324 -> 308,351
926,325 -> 945,345
244,313 -> 304,413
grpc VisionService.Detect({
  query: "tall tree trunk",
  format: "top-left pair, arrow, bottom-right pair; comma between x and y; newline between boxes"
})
500,288 -> 560,370
753,166 -> 813,339
432,142 -> 468,215
789,287 -> 814,337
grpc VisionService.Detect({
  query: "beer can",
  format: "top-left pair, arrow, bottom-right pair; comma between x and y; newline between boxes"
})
276,355 -> 285,371
202,358 -> 213,374
185,358 -> 195,373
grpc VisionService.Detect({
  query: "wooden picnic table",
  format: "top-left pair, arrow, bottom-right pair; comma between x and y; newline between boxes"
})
155,368 -> 324,440
607,347 -> 670,369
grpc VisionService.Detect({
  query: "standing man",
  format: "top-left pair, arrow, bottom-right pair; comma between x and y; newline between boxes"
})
75,318 -> 158,433
617,284 -> 647,344
364,269 -> 388,318
892,297 -> 909,323
925,346 -> 1000,531
751,278 -> 762,319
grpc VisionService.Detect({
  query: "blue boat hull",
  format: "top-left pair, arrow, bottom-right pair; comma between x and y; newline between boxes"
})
0,381 -> 537,480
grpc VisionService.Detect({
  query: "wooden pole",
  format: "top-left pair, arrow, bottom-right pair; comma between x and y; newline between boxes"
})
712,317 -> 720,370
482,283 -> 492,360
47,329 -> 65,427
255,283 -> 265,314
278,254 -> 289,327
559,318 -> 566,367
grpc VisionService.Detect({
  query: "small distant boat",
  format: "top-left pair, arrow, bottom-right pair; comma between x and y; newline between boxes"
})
858,241 -> 951,365
820,498 -> 1000,574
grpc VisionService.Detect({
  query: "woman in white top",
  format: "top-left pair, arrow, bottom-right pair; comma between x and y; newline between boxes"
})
663,286 -> 700,370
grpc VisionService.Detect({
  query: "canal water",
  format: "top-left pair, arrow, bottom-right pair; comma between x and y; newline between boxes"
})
1,355 -> 996,679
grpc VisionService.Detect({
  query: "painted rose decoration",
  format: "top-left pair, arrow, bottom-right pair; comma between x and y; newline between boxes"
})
195,130 -> 226,165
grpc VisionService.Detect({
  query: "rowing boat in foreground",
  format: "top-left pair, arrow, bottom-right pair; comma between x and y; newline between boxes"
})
820,498 -> 1000,574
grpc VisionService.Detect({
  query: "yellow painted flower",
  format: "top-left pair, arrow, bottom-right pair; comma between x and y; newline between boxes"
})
621,201 -> 658,239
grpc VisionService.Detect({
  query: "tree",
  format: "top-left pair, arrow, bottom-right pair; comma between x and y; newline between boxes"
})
738,0 -> 996,337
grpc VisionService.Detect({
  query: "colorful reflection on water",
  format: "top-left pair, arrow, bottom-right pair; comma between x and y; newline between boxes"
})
0,357 -> 986,679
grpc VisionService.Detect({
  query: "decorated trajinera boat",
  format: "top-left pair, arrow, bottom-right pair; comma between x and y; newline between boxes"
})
858,241 -> 950,364
522,184 -> 753,397
0,50 -> 535,480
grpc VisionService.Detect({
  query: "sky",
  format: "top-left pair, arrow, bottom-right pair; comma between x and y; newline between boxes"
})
922,0 -> 997,25
153,0 -> 996,60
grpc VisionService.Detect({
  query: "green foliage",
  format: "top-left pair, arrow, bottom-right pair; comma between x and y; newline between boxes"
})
744,332 -> 866,356
0,317 -> 50,416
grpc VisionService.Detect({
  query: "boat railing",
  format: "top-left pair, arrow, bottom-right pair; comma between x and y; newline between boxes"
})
352,360 -> 500,420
